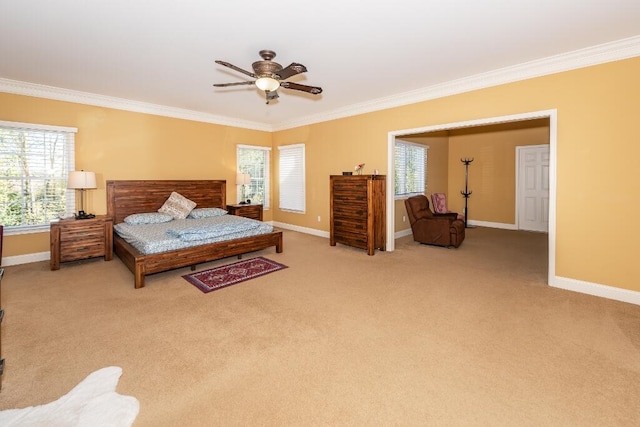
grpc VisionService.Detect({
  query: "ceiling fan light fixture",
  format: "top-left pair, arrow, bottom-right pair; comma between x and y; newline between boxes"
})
255,76 -> 280,92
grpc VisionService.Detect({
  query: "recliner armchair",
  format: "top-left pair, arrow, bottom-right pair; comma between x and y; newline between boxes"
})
404,195 -> 465,248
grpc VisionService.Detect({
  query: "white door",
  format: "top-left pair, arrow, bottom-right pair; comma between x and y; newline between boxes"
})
517,145 -> 549,232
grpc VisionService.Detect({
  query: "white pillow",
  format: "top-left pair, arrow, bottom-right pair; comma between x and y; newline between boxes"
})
124,212 -> 174,225
188,208 -> 227,219
157,192 -> 196,219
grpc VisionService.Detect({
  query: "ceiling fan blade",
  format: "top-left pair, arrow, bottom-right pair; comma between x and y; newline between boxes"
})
275,63 -> 307,80
213,81 -> 255,88
215,60 -> 257,79
280,81 -> 323,95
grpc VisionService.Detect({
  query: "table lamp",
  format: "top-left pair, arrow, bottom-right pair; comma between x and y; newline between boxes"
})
236,173 -> 251,204
67,171 -> 97,219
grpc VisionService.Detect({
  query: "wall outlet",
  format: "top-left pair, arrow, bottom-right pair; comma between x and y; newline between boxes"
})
403,215 -> 406,222
317,216 -> 321,222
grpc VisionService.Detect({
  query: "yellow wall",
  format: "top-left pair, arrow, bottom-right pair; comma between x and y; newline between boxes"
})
0,93 -> 272,256
2,56 -> 639,293
271,57 -> 639,292
447,120 -> 550,223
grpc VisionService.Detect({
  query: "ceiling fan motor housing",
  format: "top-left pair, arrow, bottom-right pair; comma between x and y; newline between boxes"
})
253,60 -> 282,78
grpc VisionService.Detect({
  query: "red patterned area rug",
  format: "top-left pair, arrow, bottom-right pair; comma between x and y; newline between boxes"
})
182,257 -> 288,293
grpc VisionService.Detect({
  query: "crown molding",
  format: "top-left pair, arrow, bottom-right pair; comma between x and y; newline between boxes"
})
272,35 -> 640,131
2,36 -> 639,132
0,78 -> 272,132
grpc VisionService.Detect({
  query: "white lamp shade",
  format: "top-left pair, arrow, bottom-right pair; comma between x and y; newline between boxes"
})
67,171 -> 97,189
255,77 -> 280,92
236,173 -> 251,185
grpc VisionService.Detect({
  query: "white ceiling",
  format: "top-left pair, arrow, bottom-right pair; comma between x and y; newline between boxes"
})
1,1 -> 639,131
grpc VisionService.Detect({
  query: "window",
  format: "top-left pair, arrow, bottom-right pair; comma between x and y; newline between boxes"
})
0,120 -> 76,233
394,140 -> 427,197
278,144 -> 305,213
237,145 -> 270,208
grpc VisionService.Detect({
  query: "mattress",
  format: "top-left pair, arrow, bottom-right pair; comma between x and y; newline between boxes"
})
113,214 -> 273,255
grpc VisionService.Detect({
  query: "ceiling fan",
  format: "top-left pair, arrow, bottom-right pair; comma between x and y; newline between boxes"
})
213,50 -> 323,104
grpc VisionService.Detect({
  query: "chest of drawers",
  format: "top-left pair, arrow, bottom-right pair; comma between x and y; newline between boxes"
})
330,175 -> 386,255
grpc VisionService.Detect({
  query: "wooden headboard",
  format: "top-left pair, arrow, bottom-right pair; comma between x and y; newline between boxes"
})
106,180 -> 226,224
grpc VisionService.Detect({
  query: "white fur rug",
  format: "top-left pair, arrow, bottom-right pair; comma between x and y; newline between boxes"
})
0,366 -> 140,427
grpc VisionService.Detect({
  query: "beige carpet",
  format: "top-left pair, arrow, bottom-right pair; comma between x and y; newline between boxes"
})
0,228 -> 639,426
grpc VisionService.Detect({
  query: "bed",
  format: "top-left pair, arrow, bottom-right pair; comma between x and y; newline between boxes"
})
106,180 -> 283,289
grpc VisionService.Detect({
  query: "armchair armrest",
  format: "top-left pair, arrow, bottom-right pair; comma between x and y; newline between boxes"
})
433,212 -> 458,220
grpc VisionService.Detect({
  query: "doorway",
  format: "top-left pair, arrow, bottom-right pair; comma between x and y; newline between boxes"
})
386,109 -> 557,284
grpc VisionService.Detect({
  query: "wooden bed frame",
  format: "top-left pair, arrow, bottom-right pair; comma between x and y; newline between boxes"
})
106,180 -> 283,289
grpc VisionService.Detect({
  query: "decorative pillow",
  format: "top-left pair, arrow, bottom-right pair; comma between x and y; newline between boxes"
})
187,207 -> 227,219
431,193 -> 449,214
157,191 -> 197,219
124,212 -> 174,225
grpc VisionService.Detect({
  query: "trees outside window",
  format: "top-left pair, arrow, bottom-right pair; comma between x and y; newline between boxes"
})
237,145 -> 270,208
0,121 -> 76,232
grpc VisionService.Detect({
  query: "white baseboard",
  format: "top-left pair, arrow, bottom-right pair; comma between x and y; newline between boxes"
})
467,220 -> 518,230
271,221 -> 330,239
551,276 -> 640,306
395,228 -> 413,239
3,251 -> 50,266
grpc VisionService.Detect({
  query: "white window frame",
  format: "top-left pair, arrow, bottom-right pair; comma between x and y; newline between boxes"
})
278,143 -> 305,213
0,120 -> 77,235
236,144 -> 271,209
394,140 -> 427,199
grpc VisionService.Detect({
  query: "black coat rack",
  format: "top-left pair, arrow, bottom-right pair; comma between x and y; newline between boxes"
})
460,158 -> 473,228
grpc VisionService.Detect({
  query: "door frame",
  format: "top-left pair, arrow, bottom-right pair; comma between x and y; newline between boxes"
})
387,109 -> 557,285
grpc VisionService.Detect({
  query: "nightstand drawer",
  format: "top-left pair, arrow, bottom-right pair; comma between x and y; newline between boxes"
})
60,242 -> 105,261
60,224 -> 105,239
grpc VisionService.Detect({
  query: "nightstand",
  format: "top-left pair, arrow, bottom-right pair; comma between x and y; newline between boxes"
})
50,215 -> 114,270
226,204 -> 263,221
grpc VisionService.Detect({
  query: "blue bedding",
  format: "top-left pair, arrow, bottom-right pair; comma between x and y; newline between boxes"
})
166,216 -> 261,241
113,214 -> 273,255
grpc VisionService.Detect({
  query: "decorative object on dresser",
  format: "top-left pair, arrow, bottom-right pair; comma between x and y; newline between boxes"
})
182,256 -> 287,293
226,203 -> 263,221
50,216 -> 114,270
67,170 -> 97,219
236,173 -> 251,204
330,174 -> 386,256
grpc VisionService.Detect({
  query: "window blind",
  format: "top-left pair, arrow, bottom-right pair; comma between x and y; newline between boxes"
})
0,120 -> 76,233
394,141 -> 427,197
278,144 -> 305,213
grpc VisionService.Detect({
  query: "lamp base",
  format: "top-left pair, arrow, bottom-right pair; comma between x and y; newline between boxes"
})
75,210 -> 95,220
